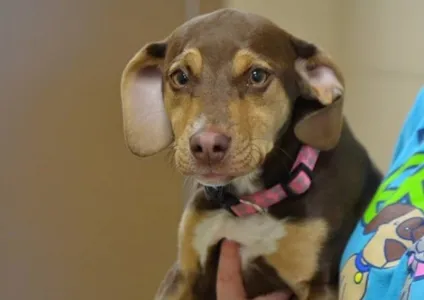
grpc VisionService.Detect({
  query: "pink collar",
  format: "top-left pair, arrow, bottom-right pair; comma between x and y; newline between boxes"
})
204,145 -> 320,217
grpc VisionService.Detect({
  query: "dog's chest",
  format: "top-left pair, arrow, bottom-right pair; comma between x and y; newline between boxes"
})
193,210 -> 286,268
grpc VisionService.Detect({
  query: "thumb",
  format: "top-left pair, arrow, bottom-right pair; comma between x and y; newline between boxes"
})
216,240 -> 246,300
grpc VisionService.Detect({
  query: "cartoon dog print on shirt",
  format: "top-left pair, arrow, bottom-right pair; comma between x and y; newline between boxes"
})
340,150 -> 424,300
340,204 -> 424,299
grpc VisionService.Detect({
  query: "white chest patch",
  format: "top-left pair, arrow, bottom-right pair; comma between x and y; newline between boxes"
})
193,210 -> 286,269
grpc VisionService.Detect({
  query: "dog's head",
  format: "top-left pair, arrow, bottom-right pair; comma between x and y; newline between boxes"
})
120,9 -> 344,186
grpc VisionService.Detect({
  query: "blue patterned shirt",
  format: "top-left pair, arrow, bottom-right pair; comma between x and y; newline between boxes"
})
340,87 -> 424,300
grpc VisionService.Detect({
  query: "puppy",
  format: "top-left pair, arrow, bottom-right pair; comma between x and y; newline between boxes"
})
120,8 -> 382,300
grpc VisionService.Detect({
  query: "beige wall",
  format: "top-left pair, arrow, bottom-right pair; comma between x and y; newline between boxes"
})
0,1 -> 221,300
226,0 -> 424,171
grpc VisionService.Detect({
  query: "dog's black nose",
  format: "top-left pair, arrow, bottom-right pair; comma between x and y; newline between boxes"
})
189,131 -> 231,164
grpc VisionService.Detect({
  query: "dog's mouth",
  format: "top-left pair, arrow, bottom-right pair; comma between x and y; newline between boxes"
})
195,173 -> 234,186
194,167 -> 257,186
184,163 -> 262,188
174,136 -> 270,186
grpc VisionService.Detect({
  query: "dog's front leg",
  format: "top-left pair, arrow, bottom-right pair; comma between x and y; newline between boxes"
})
262,218 -> 331,300
154,208 -> 205,300
154,261 -> 191,300
307,286 -> 338,300
154,261 -> 197,300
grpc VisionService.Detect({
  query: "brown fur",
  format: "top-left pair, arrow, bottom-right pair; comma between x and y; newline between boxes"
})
119,8 -> 383,300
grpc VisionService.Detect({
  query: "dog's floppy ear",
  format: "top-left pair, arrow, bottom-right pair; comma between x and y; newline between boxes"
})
291,36 -> 345,150
120,40 -> 173,157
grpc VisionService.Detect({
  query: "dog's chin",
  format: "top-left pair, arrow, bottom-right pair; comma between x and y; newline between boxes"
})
193,166 -> 261,191
177,155 -> 263,188
194,174 -> 234,187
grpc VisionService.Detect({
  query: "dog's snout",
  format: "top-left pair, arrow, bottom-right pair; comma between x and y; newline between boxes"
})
189,131 -> 231,164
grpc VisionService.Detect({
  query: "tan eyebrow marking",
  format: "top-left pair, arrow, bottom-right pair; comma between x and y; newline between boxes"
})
232,49 -> 272,78
169,48 -> 203,77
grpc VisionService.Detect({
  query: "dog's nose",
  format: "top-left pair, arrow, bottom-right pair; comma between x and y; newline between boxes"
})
189,131 -> 231,164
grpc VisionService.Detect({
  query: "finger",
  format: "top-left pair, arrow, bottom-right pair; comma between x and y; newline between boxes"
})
216,239 -> 246,300
254,291 -> 293,300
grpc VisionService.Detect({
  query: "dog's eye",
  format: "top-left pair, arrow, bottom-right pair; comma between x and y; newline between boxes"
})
249,68 -> 269,86
170,69 -> 189,87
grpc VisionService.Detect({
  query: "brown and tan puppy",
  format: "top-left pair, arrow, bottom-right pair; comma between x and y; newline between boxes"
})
119,8 -> 382,300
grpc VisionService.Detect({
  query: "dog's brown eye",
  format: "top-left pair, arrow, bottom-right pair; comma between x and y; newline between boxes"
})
249,68 -> 269,85
170,69 -> 189,87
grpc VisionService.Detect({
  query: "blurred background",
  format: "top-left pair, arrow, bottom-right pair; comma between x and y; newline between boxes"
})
0,0 -> 423,299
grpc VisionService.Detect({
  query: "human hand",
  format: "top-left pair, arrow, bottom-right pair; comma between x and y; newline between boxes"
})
216,239 -> 292,300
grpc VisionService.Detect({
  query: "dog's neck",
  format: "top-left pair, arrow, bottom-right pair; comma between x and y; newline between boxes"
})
200,128 -> 320,217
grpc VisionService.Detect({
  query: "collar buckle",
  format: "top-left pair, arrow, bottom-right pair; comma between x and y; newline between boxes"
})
239,199 -> 267,214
